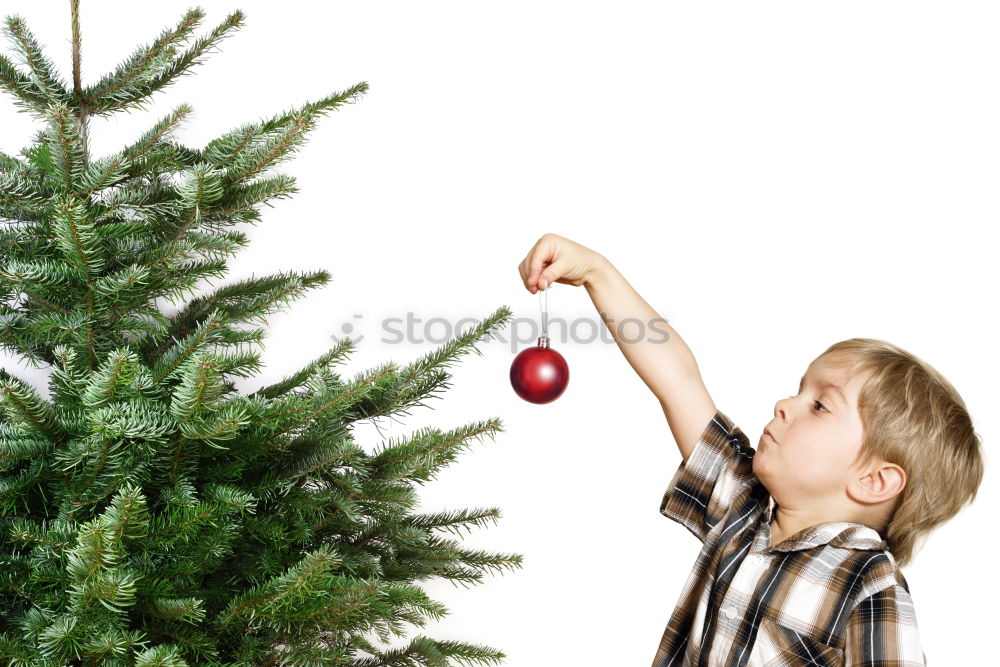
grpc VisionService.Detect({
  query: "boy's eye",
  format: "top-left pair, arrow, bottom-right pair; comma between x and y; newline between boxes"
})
793,386 -> 829,413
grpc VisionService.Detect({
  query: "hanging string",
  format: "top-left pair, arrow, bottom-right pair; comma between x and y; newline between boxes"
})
539,279 -> 549,336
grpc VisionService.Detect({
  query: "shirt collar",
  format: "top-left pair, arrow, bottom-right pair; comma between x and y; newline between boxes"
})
760,496 -> 889,553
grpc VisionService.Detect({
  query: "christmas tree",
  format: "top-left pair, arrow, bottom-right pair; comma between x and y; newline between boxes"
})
0,3 -> 520,665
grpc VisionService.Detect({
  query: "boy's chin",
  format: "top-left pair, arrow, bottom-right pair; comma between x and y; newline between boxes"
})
751,451 -> 772,478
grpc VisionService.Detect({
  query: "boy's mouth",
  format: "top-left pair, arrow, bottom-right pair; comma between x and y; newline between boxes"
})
763,429 -> 778,444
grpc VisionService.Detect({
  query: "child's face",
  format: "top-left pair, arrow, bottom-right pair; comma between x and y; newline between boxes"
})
753,356 -> 874,506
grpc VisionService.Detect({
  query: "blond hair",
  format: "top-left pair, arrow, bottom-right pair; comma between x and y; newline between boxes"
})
818,338 -> 983,570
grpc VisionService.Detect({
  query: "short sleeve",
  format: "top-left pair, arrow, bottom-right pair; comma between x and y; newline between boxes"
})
659,409 -> 759,543
844,585 -> 926,666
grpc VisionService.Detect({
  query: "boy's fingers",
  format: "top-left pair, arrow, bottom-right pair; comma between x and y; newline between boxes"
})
524,261 -> 541,292
520,256 -> 539,291
530,264 -> 548,290
529,239 -> 557,287
538,257 -> 567,290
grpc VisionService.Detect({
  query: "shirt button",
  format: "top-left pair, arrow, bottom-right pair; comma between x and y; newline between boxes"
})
723,606 -> 737,619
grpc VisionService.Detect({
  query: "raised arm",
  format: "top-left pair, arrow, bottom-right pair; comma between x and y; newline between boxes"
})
518,233 -> 717,462
584,255 -> 717,462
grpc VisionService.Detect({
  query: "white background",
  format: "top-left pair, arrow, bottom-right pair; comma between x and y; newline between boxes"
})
1,1 -> 996,664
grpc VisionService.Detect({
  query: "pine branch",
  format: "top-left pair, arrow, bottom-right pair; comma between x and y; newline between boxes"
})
42,101 -> 87,191
118,104 -> 195,158
82,9 -> 204,113
251,337 -> 355,400
0,372 -> 63,442
149,309 -> 229,385
1,15 -> 73,110
0,50 -> 51,118
270,363 -> 400,440
405,507 -> 502,539
0,168 -> 48,209
350,635 -> 506,667
213,543 -> 347,635
353,306 -> 513,422
83,9 -> 245,118
203,81 -> 369,187
370,419 -> 504,487
144,269 -> 333,365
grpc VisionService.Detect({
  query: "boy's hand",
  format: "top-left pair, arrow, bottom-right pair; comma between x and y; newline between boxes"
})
517,232 -> 716,462
517,233 -> 606,294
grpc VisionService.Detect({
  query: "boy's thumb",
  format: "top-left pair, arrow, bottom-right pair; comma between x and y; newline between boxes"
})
538,257 -> 568,290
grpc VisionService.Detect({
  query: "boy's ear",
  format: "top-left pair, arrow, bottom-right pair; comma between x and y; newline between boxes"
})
850,463 -> 906,504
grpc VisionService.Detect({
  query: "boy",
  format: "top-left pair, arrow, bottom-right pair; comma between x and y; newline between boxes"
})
517,233 -> 983,666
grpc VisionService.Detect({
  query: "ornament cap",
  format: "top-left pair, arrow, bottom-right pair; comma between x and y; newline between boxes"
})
537,335 -> 550,348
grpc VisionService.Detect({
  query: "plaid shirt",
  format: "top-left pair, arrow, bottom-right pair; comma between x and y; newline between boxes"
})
652,410 -> 926,667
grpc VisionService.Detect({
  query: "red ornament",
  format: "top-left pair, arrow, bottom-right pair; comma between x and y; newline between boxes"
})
510,335 -> 569,404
